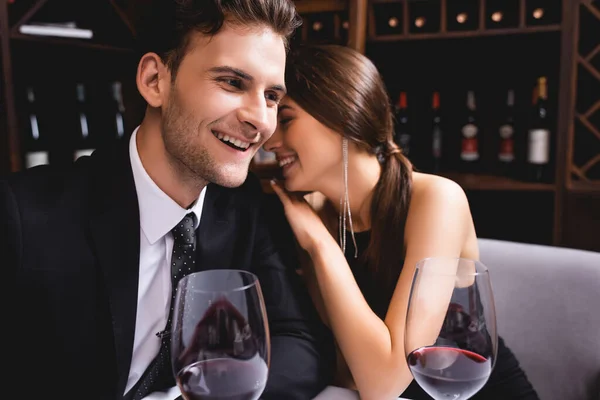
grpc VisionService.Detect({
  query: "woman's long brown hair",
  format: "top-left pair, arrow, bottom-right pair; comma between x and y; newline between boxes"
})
285,44 -> 413,304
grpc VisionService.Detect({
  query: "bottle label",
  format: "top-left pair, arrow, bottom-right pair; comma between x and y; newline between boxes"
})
499,124 -> 513,139
499,139 -> 515,162
462,123 -> 478,138
26,151 -> 49,169
528,129 -> 549,164
461,138 -> 479,161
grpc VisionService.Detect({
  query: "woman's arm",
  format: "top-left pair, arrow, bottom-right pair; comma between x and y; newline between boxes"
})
271,176 -> 475,400
297,247 -> 331,327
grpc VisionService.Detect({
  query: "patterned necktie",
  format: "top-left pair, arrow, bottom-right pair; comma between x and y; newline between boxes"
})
130,213 -> 197,400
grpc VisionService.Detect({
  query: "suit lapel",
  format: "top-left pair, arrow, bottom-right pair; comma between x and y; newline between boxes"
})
195,184 -> 236,271
89,142 -> 140,397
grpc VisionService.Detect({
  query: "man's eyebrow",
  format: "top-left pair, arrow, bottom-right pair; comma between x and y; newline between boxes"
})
270,84 -> 287,95
209,65 -> 252,80
209,65 -> 286,94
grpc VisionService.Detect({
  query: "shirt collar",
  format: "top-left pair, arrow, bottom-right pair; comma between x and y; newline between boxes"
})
129,126 -> 207,245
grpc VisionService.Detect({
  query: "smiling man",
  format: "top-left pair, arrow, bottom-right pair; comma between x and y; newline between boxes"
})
2,1 -> 333,400
139,21 -> 289,201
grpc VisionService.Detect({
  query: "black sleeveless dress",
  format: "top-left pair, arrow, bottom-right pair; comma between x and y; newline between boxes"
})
343,230 -> 540,400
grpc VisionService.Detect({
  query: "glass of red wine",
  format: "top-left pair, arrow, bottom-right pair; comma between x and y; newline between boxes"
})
404,257 -> 498,400
170,269 -> 270,400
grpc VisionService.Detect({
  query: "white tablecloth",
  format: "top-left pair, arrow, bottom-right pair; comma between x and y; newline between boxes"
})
142,385 -> 409,399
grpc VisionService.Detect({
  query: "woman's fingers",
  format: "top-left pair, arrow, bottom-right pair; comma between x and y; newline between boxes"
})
269,179 -> 291,206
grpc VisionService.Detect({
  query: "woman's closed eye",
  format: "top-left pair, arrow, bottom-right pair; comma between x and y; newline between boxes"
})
278,117 -> 293,126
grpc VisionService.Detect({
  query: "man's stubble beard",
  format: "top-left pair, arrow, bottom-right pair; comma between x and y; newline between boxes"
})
161,86 -> 252,189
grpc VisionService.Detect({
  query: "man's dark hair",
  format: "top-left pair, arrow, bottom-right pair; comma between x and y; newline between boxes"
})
135,0 -> 302,79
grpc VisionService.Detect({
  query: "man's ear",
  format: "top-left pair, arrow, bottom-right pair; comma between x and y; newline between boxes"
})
136,52 -> 170,108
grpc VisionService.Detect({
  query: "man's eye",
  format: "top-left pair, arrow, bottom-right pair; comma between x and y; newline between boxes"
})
220,78 -> 242,88
266,93 -> 281,103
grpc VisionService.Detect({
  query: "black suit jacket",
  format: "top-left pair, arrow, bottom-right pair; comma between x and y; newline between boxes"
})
1,141 -> 333,400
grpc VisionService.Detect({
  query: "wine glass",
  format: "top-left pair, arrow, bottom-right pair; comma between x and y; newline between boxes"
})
404,257 -> 498,400
170,270 -> 270,400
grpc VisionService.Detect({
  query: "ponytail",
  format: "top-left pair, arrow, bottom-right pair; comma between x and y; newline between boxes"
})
363,140 -> 413,305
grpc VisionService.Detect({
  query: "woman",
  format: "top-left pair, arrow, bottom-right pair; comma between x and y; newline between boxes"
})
264,44 -> 539,400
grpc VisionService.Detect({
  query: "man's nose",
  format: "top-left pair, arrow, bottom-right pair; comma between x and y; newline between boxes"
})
238,95 -> 272,136
263,127 -> 283,152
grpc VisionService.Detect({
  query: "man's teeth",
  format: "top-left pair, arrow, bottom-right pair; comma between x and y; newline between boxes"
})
279,156 -> 296,167
214,131 -> 250,149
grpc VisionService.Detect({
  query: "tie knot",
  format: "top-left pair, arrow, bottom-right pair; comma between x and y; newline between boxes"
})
172,213 -> 197,246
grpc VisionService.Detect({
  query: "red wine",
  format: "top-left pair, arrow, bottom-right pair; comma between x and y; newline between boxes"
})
408,346 -> 491,399
176,357 -> 268,400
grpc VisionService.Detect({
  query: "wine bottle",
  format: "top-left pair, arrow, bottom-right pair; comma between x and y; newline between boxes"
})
431,91 -> 443,173
498,89 -> 516,177
526,77 -> 551,182
447,0 -> 479,32
525,0 -> 561,26
73,83 -> 95,160
460,90 -> 480,173
306,12 -> 335,44
22,86 -> 50,169
408,0 -> 441,34
339,11 -> 350,45
486,0 -> 519,29
393,91 -> 411,156
373,3 -> 404,36
111,81 -> 126,140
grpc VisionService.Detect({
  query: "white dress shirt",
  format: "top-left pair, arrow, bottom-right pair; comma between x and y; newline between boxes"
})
124,126 -> 207,395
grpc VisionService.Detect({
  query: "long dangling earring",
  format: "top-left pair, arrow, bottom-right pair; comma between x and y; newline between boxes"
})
339,138 -> 358,258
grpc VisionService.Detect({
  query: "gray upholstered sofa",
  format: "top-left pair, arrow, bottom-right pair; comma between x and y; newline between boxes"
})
478,238 -> 600,400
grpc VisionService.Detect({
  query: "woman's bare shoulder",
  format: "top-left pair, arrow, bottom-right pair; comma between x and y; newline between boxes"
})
407,172 -> 478,258
411,172 -> 469,206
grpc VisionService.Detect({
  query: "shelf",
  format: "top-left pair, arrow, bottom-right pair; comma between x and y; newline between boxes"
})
568,180 -> 600,193
369,24 -> 561,42
439,172 -> 556,191
6,0 -> 136,52
294,0 -> 348,14
9,32 -> 134,52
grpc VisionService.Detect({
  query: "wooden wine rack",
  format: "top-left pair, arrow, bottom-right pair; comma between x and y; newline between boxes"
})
0,0 -> 137,173
568,0 -> 600,191
287,0 -> 600,250
367,0 -> 563,41
0,0 -> 598,250
292,0 -> 368,53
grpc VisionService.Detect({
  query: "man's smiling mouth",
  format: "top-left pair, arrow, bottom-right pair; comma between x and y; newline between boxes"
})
212,130 -> 253,152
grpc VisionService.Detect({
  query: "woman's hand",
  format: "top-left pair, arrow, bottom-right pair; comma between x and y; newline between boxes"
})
270,179 -> 333,255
